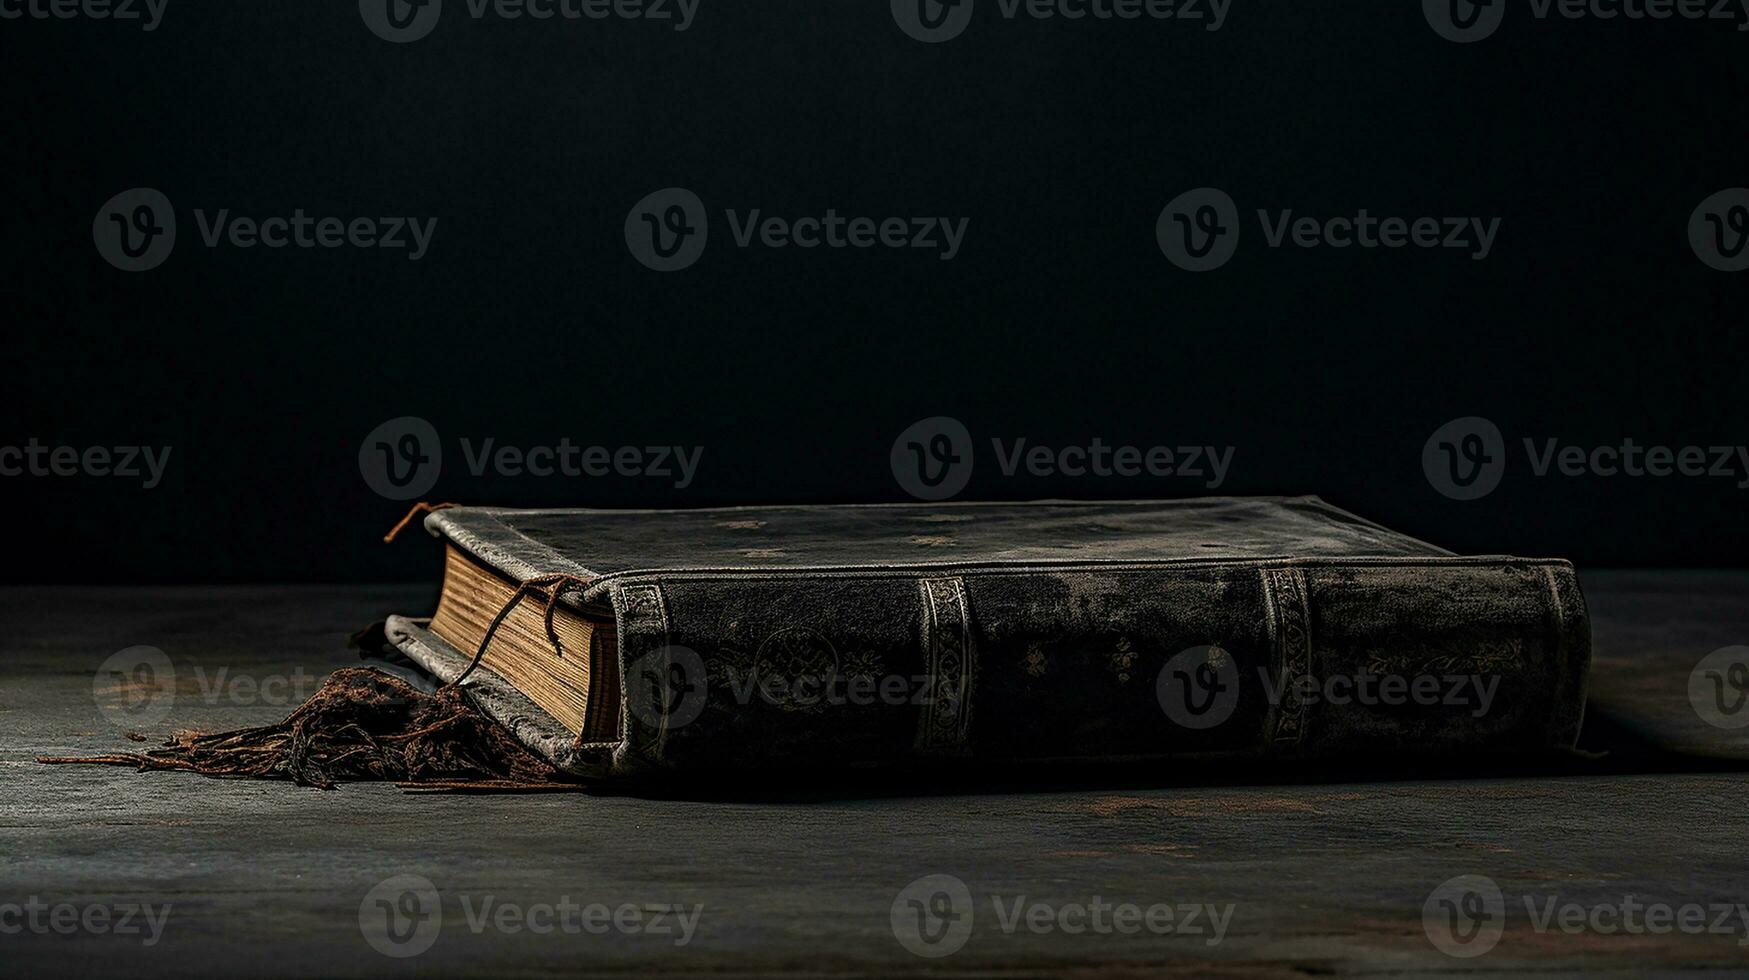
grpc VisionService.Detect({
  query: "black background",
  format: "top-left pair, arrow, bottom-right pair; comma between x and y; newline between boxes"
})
4,1 -> 1745,583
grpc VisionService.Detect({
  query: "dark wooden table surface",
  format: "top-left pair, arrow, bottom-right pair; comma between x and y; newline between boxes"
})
3,572 -> 1748,977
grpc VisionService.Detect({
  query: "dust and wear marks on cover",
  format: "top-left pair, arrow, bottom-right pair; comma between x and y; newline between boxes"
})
1058,572 -> 1134,624
1262,567 -> 1313,747
613,582 -> 673,763
1108,636 -> 1139,684
1052,572 -> 1147,683
443,498 -> 1451,580
1362,640 -> 1524,678
915,578 -> 976,756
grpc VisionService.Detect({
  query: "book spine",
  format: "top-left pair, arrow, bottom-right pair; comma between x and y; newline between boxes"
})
600,561 -> 1589,775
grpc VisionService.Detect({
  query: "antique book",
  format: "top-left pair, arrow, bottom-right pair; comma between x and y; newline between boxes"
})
381,497 -> 1590,779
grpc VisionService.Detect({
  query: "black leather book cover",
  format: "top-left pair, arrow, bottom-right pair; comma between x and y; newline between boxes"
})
387,497 -> 1590,779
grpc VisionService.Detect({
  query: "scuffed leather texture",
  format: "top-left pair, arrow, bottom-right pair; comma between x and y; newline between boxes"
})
424,496 -> 1452,586
403,498 -> 1589,778
607,561 -> 1588,775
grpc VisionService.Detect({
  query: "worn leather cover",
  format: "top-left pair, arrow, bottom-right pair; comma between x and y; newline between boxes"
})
388,497 -> 1590,778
